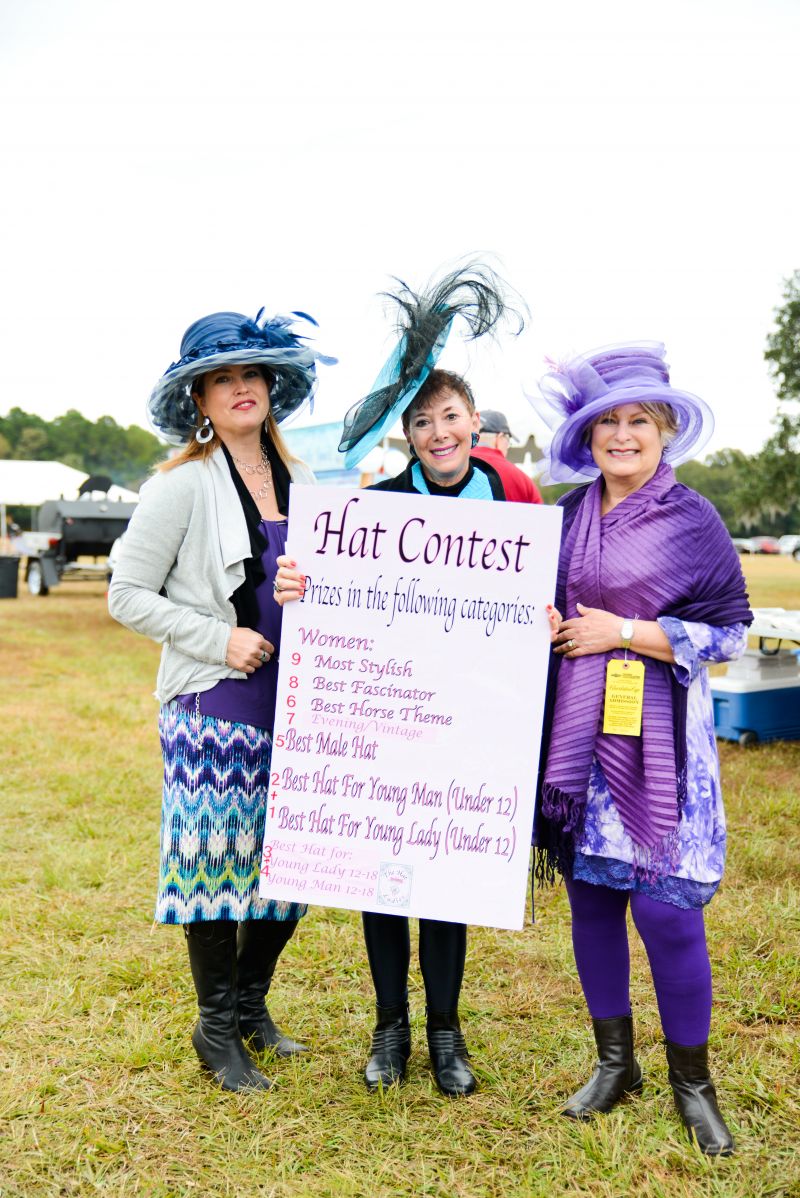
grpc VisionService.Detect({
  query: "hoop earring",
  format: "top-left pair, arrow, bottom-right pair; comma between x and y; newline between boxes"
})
195,417 -> 214,444
470,432 -> 479,449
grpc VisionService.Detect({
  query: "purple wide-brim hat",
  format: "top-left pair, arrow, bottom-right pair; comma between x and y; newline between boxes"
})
530,341 -> 714,483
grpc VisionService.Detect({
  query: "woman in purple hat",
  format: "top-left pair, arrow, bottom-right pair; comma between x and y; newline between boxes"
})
532,343 -> 751,1155
109,308 -> 332,1092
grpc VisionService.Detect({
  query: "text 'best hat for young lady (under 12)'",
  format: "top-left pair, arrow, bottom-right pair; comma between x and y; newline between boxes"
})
530,342 -> 714,484
147,308 -> 336,445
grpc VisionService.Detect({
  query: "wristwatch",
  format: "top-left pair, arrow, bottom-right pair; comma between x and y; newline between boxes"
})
620,618 -> 635,650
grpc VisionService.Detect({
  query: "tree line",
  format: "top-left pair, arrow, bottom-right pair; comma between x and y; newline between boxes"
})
0,408 -> 165,490
3,272 -> 799,534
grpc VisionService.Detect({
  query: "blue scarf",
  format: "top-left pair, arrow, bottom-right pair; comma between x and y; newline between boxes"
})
411,461 -> 494,500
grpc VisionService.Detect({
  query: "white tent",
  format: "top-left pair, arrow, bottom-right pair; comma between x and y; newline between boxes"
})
0,459 -> 138,541
0,459 -> 91,505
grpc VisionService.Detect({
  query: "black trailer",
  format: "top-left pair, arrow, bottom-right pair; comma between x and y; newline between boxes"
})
24,484 -> 137,595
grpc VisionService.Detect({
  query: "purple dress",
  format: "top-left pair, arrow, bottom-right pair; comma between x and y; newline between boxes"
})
573,619 -> 748,908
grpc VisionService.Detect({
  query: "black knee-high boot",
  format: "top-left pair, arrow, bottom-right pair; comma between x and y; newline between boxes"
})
237,919 -> 307,1056
562,1014 -> 643,1119
184,921 -> 272,1091
665,1040 -> 734,1156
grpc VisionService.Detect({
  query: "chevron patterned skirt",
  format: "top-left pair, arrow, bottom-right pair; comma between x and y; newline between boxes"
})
155,702 -> 307,924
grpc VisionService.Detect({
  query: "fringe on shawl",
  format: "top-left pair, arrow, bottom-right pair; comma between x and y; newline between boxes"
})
534,756 -> 688,889
534,782 -> 583,887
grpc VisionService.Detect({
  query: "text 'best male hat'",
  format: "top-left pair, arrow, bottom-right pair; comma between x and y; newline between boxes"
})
479,409 -> 517,440
148,308 -> 336,445
529,341 -> 714,483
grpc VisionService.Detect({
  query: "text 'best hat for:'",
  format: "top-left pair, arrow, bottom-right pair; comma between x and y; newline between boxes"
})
530,342 -> 714,483
148,308 -> 336,444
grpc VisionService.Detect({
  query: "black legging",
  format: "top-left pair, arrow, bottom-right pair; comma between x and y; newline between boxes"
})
362,911 -> 467,1013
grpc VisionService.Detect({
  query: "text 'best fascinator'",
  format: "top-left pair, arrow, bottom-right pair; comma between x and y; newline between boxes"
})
529,342 -> 714,483
339,262 -> 525,468
148,308 -> 336,444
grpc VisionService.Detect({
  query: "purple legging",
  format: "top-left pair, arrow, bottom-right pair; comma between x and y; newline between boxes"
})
565,876 -> 713,1046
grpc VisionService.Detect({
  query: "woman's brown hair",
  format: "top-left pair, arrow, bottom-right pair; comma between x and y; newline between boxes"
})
400,369 -> 476,431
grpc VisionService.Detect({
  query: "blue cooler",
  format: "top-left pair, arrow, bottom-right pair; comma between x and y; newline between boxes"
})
712,673 -> 800,745
712,609 -> 800,745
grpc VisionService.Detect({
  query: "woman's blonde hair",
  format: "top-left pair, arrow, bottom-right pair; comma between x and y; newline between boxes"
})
157,370 -> 298,474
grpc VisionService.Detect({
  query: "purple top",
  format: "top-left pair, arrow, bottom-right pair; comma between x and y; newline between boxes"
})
177,520 -> 287,731
574,618 -> 749,909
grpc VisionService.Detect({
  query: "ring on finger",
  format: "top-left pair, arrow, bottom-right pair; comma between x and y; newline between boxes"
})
273,580 -> 283,594
567,639 -> 577,650
259,649 -> 268,663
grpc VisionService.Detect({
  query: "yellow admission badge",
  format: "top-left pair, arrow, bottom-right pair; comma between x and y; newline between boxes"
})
603,659 -> 645,737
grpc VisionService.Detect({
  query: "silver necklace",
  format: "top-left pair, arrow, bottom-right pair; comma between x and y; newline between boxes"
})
231,447 -> 270,476
232,448 -> 273,500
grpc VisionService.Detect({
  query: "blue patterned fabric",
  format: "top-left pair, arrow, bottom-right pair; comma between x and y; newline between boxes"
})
572,855 -> 719,909
155,702 -> 307,924
573,619 -> 748,909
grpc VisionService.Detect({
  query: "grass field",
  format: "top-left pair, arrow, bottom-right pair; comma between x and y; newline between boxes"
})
0,556 -> 798,1198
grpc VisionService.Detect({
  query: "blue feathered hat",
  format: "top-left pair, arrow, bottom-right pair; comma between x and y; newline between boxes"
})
339,262 -> 525,469
148,308 -> 335,444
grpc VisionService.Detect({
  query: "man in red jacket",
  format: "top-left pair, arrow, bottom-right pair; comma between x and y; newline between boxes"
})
471,410 -> 543,503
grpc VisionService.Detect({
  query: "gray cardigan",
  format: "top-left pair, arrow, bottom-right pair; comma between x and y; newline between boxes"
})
108,447 -> 315,703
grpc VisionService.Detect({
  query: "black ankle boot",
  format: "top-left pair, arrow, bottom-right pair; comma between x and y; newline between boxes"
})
426,1010 -> 476,1097
364,1005 -> 411,1090
562,1014 -> 642,1119
237,919 -> 308,1057
665,1040 -> 734,1156
184,922 -> 272,1092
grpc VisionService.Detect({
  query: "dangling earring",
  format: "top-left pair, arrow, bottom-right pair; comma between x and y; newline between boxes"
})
406,442 -> 418,460
470,432 -> 479,449
196,416 -> 214,444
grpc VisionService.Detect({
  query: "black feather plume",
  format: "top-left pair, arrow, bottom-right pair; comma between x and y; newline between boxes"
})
339,261 -> 525,456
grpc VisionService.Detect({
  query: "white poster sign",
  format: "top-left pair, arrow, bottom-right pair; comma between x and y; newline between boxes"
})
259,485 -> 562,930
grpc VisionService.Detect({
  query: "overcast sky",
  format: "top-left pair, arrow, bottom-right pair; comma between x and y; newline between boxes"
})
2,0 -> 799,461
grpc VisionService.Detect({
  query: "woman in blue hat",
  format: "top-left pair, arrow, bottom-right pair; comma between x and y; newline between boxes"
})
109,308 -> 333,1092
275,264 -> 523,1096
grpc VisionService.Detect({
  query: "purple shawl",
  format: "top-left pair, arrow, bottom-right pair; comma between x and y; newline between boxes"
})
540,461 -> 751,877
